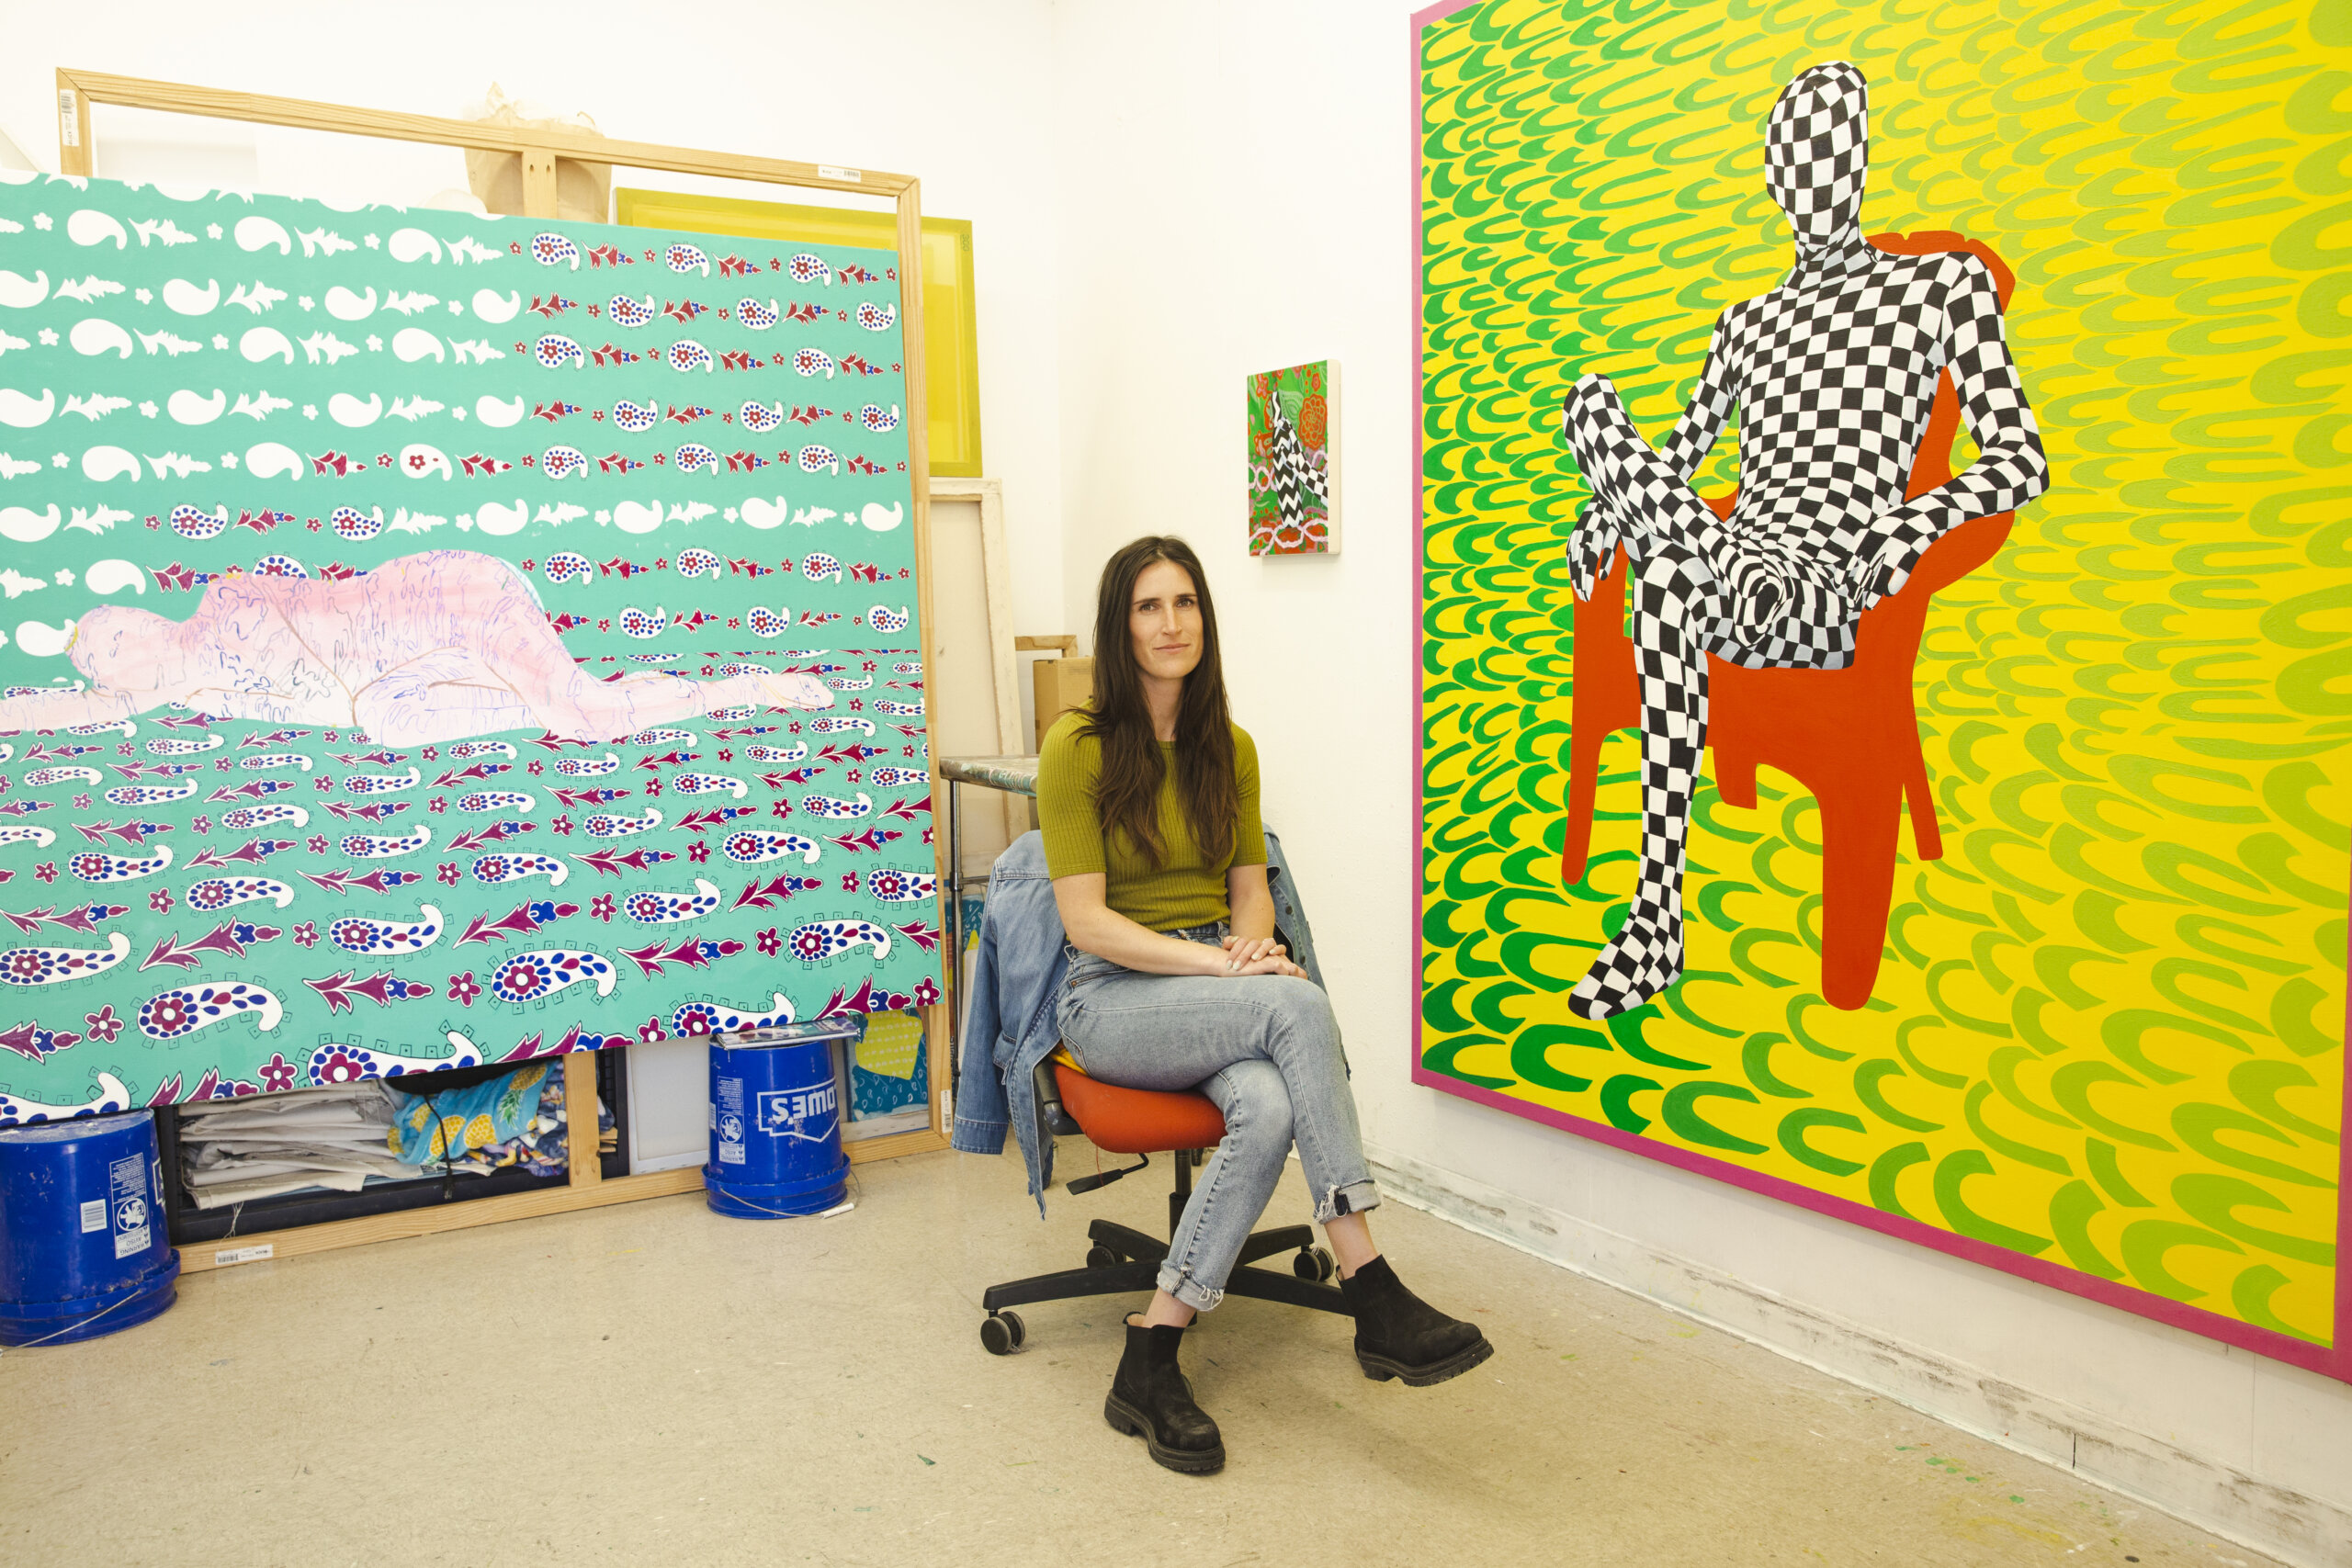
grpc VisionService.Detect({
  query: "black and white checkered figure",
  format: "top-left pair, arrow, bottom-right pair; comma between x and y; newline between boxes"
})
1267,388 -> 1323,533
1559,61 -> 2050,1021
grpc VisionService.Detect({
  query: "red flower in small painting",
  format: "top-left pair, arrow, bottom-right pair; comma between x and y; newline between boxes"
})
258,1053 -> 298,1092
757,927 -> 781,957
637,1015 -> 666,1044
83,1005 -> 124,1044
448,972 -> 481,1008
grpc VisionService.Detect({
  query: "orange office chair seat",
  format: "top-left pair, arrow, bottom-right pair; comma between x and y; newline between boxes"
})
1051,1065 -> 1228,1154
975,1055 -> 1349,1355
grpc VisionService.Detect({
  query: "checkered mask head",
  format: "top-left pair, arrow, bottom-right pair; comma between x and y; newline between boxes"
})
1765,62 -> 1868,258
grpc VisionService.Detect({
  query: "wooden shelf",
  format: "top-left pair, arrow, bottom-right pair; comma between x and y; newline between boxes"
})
179,1122 -> 948,1274
178,1167 -> 703,1273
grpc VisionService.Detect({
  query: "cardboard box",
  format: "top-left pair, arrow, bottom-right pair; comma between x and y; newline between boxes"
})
1032,656 -> 1096,750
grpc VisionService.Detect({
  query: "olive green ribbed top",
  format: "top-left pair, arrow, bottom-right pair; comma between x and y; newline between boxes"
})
1036,711 -> 1263,932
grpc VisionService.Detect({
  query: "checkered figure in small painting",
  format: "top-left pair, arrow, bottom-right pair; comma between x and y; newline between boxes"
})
1268,388 -> 1322,536
1558,61 -> 2050,1020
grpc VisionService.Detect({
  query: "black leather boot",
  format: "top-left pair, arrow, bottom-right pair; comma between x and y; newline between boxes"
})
1340,1255 -> 1493,1386
1103,1315 -> 1225,1473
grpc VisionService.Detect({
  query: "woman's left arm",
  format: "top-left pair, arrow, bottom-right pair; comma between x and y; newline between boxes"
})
1220,726 -> 1301,975
1228,862 -> 1277,943
1226,863 -> 1304,977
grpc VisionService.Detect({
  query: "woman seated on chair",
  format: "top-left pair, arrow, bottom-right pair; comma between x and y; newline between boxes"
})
1041,535 -> 1490,1474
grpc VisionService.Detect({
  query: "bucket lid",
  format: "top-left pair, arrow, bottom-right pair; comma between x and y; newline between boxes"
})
714,1018 -> 864,1050
0,1111 -> 153,1145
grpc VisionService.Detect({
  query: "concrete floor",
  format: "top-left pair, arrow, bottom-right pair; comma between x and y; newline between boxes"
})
0,1145 -> 2288,1568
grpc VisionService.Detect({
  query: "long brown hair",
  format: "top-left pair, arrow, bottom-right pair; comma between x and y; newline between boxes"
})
1082,536 -> 1238,870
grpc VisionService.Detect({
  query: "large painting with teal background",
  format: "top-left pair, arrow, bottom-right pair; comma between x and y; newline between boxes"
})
1413,0 -> 2351,1379
0,173 -> 943,1126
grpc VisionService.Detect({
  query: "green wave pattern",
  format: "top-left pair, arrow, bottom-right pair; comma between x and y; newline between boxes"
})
1419,0 -> 2348,1348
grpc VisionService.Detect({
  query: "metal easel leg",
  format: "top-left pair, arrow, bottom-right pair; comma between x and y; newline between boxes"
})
946,777 -> 963,1075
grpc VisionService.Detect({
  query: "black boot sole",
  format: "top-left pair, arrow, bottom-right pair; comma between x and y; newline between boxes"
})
1357,1332 -> 1494,1388
1103,1392 -> 1226,1473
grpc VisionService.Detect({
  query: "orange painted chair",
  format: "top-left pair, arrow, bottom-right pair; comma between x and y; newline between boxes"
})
1559,233 -> 2018,1010
975,1059 -> 1349,1354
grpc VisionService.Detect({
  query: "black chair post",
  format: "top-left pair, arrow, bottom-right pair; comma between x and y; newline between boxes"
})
978,1134 -> 1347,1354
1170,1145 -> 1193,1237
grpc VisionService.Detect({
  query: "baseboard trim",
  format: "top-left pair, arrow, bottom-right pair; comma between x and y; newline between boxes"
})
1363,1141 -> 2351,1568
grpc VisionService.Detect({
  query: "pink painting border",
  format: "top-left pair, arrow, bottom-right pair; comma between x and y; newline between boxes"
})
1405,0 -> 2352,1386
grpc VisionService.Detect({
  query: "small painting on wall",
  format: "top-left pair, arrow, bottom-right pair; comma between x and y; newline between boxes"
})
1248,360 -> 1337,556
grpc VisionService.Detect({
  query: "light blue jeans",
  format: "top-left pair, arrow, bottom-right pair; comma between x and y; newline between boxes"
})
1056,922 -> 1381,1313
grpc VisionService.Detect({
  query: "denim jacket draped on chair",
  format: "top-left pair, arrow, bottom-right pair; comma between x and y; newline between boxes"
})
950,826 -> 1327,1215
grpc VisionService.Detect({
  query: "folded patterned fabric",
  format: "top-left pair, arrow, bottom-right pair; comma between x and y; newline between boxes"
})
387,1061 -> 559,1166
388,1062 -> 613,1178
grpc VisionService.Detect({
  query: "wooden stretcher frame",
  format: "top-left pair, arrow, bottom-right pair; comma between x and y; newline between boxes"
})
52,68 -> 953,1272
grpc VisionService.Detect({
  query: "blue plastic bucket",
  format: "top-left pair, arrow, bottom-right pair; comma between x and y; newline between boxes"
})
0,1111 -> 180,1347
706,1031 -> 851,1218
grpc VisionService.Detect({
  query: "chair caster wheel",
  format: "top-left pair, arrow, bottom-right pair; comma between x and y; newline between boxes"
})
1085,1244 -> 1120,1269
1294,1246 -> 1335,1282
980,1311 -> 1026,1356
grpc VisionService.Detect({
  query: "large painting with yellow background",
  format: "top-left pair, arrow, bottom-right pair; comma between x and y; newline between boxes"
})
1413,0 -> 2350,1379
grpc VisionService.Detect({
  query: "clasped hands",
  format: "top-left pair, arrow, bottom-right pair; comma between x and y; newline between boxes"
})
1217,932 -> 1306,979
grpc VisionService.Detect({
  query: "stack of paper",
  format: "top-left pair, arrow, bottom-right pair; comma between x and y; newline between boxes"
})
175,1083 -> 413,1209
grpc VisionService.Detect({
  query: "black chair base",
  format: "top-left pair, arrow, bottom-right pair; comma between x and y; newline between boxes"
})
978,1150 -> 1349,1353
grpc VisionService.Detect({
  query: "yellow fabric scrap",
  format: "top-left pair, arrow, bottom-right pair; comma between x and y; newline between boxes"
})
856,1011 -> 924,1080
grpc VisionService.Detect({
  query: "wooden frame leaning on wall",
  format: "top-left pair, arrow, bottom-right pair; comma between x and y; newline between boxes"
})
51,67 -> 951,1272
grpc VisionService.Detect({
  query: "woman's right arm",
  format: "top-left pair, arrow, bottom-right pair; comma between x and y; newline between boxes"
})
1058,879 -> 1288,973
1051,873 -> 1293,976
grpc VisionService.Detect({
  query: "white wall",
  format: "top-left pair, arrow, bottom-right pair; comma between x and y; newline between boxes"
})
0,0 -> 1069,637
1046,4 -> 2352,1566
7,6 -> 2346,1562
